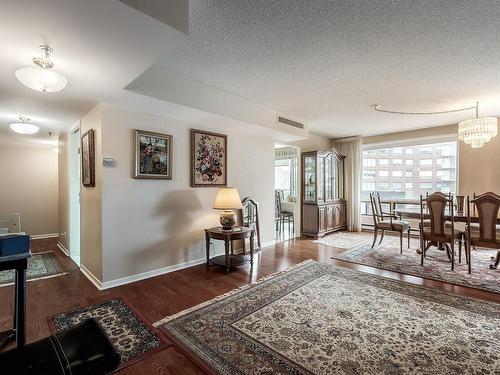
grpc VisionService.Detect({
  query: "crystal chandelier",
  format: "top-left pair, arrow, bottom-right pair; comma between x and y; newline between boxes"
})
15,44 -> 67,93
458,103 -> 497,148
9,116 -> 40,135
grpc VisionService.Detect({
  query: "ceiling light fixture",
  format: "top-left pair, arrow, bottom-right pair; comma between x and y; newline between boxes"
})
372,102 -> 498,148
15,44 -> 68,93
9,116 -> 40,135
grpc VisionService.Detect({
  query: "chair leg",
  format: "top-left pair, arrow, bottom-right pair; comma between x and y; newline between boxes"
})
399,231 -> 403,254
458,240 -> 462,264
420,236 -> 425,266
407,228 -> 411,249
490,250 -> 500,270
371,229 -> 378,248
450,241 -> 455,271
468,242 -> 472,274
378,230 -> 385,245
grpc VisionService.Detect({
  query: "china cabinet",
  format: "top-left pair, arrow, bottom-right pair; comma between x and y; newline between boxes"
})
302,148 -> 346,237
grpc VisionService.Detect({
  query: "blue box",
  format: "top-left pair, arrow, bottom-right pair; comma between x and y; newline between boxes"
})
0,235 -> 30,256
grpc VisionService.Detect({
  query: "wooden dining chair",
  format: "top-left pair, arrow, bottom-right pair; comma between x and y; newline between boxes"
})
369,192 -> 410,253
419,193 -> 462,271
465,192 -> 500,273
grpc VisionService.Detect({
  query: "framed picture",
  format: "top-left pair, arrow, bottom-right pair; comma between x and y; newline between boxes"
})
81,129 -> 95,187
133,129 -> 173,179
191,129 -> 227,187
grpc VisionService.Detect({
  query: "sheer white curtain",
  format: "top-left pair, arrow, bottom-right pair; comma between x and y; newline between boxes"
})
333,136 -> 362,232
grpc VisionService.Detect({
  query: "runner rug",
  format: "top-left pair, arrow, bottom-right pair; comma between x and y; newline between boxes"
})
156,260 -> 499,375
0,251 -> 67,287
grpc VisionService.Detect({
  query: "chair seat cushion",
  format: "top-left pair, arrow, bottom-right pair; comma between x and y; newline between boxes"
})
421,220 -> 452,228
466,224 -> 500,244
423,227 -> 463,240
378,220 -> 410,231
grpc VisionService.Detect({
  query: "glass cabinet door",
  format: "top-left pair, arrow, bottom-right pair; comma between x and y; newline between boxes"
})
325,154 -> 333,201
331,156 -> 337,199
304,155 -> 316,202
318,156 -> 324,202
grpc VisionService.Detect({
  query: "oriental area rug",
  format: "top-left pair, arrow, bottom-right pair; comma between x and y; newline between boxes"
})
49,298 -> 170,371
329,233 -> 500,294
0,251 -> 67,287
156,260 -> 499,375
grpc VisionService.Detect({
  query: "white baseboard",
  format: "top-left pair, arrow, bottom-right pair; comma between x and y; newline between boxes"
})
99,257 -> 207,290
31,233 -> 59,240
80,264 -> 103,290
56,242 -> 70,256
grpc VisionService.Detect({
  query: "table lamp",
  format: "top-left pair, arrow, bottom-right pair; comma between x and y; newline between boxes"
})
213,187 -> 243,230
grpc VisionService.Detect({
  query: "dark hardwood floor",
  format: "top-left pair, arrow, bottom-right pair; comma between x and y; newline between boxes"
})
1,235 -> 498,374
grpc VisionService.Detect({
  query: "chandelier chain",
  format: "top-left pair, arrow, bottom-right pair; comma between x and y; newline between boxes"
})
372,103 -> 478,116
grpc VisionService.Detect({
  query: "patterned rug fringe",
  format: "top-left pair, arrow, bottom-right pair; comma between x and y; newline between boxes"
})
153,259 -> 315,327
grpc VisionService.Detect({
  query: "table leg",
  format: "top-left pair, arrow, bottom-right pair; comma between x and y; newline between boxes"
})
205,233 -> 210,266
224,239 -> 230,272
242,237 -> 246,256
250,233 -> 254,265
15,266 -> 27,348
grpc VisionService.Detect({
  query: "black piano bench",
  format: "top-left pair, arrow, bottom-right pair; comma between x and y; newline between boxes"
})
0,318 -> 120,375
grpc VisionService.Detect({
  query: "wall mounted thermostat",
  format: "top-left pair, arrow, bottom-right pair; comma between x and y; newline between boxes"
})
102,157 -> 115,167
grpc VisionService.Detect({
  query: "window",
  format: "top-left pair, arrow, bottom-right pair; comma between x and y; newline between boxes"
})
419,170 -> 432,178
392,171 -> 402,177
364,158 -> 376,167
420,159 -> 432,167
361,140 -> 457,201
379,170 -> 389,177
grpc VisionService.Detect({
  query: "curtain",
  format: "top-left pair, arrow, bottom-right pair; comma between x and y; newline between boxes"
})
333,136 -> 362,232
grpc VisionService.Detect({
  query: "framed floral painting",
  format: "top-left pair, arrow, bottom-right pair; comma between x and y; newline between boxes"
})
133,129 -> 173,179
191,129 -> 227,187
81,129 -> 95,187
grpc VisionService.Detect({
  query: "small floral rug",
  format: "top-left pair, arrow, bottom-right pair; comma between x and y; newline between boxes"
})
313,231 -> 370,249
0,251 -> 67,287
49,298 -> 170,371
330,234 -> 500,294
157,260 -> 499,375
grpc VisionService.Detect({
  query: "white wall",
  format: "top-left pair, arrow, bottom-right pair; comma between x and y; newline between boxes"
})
0,142 -> 58,235
99,106 -> 275,282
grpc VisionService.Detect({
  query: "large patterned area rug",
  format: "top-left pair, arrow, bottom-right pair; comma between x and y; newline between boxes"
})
313,231 -> 370,249
49,298 -> 170,371
330,234 -> 500,294
0,251 -> 67,287
157,260 -> 499,375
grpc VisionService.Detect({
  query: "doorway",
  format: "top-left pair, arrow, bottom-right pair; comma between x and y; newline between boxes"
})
69,126 -> 81,265
274,144 -> 300,242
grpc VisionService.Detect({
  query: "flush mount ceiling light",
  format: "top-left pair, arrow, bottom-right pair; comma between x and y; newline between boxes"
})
9,116 -> 40,135
372,102 -> 498,149
15,44 -> 68,93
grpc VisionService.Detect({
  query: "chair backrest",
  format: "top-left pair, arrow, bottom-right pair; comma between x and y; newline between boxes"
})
369,192 -> 384,225
469,192 -> 500,243
239,197 -> 261,248
421,192 -> 454,238
274,190 -> 283,218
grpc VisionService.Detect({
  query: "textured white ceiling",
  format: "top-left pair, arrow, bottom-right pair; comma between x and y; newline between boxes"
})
155,0 -> 500,137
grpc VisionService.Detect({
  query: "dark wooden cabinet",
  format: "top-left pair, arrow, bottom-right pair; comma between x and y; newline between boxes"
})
301,148 -> 347,238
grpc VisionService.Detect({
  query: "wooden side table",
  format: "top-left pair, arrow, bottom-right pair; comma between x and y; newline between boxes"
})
205,227 -> 254,272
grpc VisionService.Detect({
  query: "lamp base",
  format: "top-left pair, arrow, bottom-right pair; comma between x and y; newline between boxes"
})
220,210 -> 237,231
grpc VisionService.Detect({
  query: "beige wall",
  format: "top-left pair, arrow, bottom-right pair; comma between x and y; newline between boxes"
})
80,106 -> 103,280
58,132 -> 69,248
99,106 -> 275,282
0,142 -> 58,235
363,122 -> 500,196
289,133 -> 332,153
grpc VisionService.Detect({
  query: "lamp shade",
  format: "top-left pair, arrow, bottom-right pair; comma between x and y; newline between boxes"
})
213,187 -> 243,210
15,66 -> 67,93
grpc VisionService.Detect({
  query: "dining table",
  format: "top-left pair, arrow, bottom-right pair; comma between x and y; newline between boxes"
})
395,209 -> 500,263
